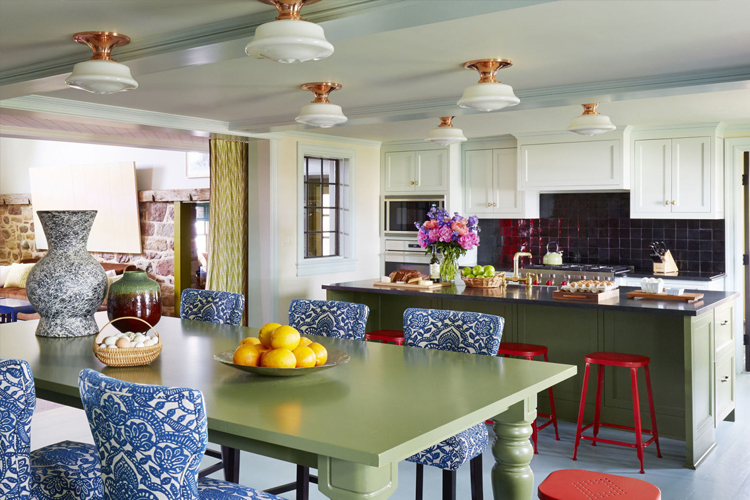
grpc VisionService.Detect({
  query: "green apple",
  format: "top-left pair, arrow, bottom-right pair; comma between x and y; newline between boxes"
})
472,265 -> 483,275
483,265 -> 496,276
466,274 -> 475,279
461,267 -> 473,277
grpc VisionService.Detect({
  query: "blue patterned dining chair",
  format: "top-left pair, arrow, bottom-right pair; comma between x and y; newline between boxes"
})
180,289 -> 245,326
288,299 -> 369,340
180,288 -> 245,480
403,308 -> 504,500
0,358 -> 102,500
77,368 -> 282,500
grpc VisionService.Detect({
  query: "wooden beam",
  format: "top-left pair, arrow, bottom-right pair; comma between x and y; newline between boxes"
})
138,188 -> 209,202
0,193 -> 32,205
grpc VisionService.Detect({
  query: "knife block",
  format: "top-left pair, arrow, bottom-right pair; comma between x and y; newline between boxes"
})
653,250 -> 679,275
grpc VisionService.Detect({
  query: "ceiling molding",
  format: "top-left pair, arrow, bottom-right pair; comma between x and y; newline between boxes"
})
278,131 -> 381,147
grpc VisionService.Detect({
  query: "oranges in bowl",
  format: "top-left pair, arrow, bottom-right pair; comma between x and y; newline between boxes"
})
232,323 -> 327,369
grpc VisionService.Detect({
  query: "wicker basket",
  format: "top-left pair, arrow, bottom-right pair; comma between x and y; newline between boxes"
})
93,316 -> 162,368
461,272 -> 505,288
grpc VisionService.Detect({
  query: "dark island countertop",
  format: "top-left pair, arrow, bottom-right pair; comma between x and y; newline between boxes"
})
323,280 -> 739,317
621,271 -> 726,282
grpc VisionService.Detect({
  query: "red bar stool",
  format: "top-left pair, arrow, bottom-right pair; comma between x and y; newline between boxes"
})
539,469 -> 661,500
365,329 -> 404,345
496,342 -> 559,453
572,352 -> 662,474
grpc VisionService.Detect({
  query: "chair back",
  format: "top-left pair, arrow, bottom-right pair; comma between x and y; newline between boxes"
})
78,369 -> 208,500
0,358 -> 35,500
288,299 -> 369,340
180,288 -> 245,326
403,308 -> 503,355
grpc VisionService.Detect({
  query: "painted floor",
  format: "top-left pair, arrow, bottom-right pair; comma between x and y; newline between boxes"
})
31,374 -> 750,500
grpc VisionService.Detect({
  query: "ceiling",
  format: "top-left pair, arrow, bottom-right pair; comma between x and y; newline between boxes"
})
1,0 -> 749,142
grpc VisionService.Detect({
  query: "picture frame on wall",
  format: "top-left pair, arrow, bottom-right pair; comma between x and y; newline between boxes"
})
186,151 -> 210,178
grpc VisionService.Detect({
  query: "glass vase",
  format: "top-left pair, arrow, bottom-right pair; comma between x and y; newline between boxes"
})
440,253 -> 459,282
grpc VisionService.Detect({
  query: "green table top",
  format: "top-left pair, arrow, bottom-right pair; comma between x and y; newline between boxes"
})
0,313 -> 575,468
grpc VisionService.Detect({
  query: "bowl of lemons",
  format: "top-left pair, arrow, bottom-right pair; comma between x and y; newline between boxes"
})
213,322 -> 350,377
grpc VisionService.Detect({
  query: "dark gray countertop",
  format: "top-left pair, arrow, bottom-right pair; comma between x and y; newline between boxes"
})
323,280 -> 739,317
622,271 -> 726,282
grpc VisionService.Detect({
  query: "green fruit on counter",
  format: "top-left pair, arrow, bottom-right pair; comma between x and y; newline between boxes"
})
466,274 -> 475,279
462,267 -> 473,277
472,265 -> 483,275
483,265 -> 496,276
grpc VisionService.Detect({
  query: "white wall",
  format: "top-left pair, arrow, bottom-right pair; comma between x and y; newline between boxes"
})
0,137 -> 209,194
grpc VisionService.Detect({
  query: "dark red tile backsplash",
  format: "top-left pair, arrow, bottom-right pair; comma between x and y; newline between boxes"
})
476,193 -> 725,274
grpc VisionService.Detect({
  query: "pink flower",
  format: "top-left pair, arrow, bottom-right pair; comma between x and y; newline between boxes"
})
424,220 -> 438,229
451,220 -> 468,236
458,232 -> 480,250
418,231 -> 430,248
438,226 -> 453,242
428,228 -> 440,243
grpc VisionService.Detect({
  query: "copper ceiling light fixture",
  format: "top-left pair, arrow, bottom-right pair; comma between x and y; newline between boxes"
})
245,0 -> 334,63
295,82 -> 348,127
457,58 -> 520,112
65,31 -> 138,94
567,103 -> 617,136
425,116 -> 467,146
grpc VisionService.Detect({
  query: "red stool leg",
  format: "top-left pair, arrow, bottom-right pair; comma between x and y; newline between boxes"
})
631,367 -> 645,474
543,353 -> 560,441
592,364 -> 604,446
644,365 -> 662,458
572,362 -> 591,461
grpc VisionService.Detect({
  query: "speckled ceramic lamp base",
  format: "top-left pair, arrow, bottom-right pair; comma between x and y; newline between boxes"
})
26,210 -> 108,338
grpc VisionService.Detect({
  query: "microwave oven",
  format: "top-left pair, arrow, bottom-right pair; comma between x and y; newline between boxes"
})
384,197 -> 445,234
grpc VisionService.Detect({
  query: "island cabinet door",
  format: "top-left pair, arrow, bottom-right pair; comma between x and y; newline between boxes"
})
684,313 -> 716,469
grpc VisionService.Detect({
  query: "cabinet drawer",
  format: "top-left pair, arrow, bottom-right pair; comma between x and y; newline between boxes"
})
715,351 -> 735,424
714,305 -> 733,355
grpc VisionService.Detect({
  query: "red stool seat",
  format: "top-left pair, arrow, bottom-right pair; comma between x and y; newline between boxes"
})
365,329 -> 404,346
539,470 -> 661,500
585,352 -> 650,368
497,342 -> 548,358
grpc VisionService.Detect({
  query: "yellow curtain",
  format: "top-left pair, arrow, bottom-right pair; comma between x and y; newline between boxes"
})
206,135 -> 248,324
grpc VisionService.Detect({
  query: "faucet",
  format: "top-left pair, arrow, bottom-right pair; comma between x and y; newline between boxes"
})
511,252 -> 533,281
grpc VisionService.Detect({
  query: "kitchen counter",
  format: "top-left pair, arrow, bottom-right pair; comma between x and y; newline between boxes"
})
323,280 -> 738,317
622,271 -> 726,282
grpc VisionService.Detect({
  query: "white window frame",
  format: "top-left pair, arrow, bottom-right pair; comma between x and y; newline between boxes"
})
296,142 -> 357,276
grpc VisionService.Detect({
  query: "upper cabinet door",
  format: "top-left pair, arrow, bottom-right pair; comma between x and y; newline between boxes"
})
671,137 -> 711,214
464,149 -> 495,215
632,139 -> 672,215
494,148 -> 523,216
384,151 -> 416,193
518,140 -> 622,189
415,150 -> 447,192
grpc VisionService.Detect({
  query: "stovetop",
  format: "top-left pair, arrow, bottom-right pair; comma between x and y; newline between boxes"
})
525,264 -> 632,274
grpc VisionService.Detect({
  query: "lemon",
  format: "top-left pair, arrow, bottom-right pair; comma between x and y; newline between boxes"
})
259,322 -> 282,348
233,343 -> 262,367
292,345 -> 317,368
298,336 -> 313,347
271,325 -> 301,351
308,342 -> 328,367
241,336 -> 261,346
261,348 -> 296,368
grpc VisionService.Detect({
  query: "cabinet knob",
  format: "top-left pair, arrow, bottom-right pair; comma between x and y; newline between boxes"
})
665,200 -> 670,205
721,320 -> 729,326
721,375 -> 730,382
671,200 -> 677,205
493,203 -> 497,207
487,203 -> 493,207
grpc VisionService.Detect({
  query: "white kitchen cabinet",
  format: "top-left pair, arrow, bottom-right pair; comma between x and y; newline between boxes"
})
464,148 -> 538,218
383,149 -> 447,193
672,137 -> 711,214
632,139 -> 672,215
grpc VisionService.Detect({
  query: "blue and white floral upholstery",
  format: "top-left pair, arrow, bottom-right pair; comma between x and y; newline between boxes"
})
78,368 -> 282,500
403,308 -> 504,471
288,299 -> 369,340
180,289 -> 245,326
0,358 -> 102,500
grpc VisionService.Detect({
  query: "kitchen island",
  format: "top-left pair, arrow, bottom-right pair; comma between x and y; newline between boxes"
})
323,280 -> 740,469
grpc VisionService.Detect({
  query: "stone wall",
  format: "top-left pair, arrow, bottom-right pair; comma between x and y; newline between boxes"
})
0,202 -> 178,317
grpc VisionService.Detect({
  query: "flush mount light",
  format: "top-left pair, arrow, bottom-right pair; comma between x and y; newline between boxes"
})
245,0 -> 334,63
457,59 -> 520,112
295,82 -> 347,127
425,116 -> 467,146
65,32 -> 138,94
567,103 -> 616,136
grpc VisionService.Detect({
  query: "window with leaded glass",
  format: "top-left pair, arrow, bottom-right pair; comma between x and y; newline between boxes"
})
304,156 -> 340,258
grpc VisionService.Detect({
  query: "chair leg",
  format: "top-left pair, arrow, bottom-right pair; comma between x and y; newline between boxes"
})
296,465 -> 310,500
470,455 -> 483,500
415,464 -> 423,500
644,365 -> 662,458
220,446 -> 240,483
543,353 -> 560,441
592,364 -> 604,446
572,362 -> 591,461
630,367 -> 645,474
442,470 -> 457,500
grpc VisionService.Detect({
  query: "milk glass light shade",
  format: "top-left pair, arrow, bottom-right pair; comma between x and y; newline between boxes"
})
425,117 -> 467,146
295,82 -> 347,128
66,60 -> 138,94
457,58 -> 520,112
245,20 -> 334,63
567,103 -> 616,136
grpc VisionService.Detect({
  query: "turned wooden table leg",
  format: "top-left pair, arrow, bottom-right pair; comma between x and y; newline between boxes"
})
491,397 -> 537,500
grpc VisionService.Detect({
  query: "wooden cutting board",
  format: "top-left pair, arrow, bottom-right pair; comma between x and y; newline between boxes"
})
552,289 -> 620,303
626,290 -> 704,303
374,281 -> 452,291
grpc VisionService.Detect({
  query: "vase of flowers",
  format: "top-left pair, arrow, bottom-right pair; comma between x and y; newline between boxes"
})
414,207 -> 480,282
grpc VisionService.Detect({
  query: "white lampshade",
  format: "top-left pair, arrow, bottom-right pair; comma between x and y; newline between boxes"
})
245,19 -> 333,63
567,103 -> 616,136
65,59 -> 138,94
296,102 -> 348,128
425,117 -> 467,146
457,82 -> 520,112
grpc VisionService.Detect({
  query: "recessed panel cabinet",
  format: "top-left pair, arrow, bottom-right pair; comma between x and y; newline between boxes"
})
464,148 -> 538,218
384,150 -> 447,193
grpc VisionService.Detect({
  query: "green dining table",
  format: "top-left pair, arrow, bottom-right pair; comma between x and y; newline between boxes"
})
0,313 -> 576,500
